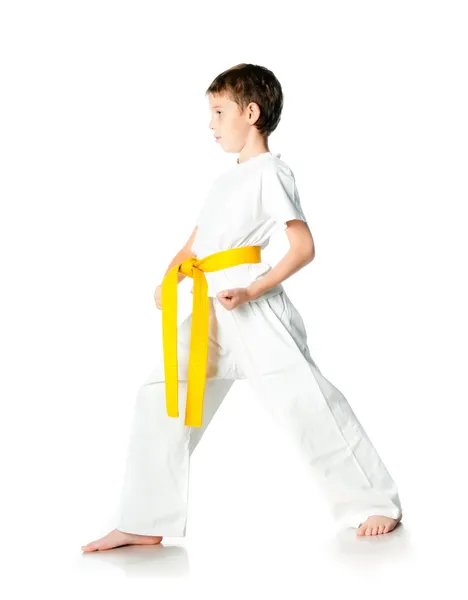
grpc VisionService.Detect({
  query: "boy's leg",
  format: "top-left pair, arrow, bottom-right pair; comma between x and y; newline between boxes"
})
116,300 -> 236,537
216,292 -> 403,530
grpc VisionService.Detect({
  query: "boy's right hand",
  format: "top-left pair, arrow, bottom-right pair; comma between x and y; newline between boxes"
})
154,284 -> 162,310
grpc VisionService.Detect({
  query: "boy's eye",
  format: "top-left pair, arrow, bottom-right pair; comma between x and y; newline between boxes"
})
216,111 -> 222,114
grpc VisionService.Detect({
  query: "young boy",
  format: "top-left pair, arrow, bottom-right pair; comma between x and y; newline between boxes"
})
82,63 -> 403,552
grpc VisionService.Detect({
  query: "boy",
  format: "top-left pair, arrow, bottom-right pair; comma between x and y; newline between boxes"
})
82,63 -> 403,552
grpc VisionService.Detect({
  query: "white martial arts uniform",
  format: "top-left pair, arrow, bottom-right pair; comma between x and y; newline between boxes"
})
116,152 -> 403,536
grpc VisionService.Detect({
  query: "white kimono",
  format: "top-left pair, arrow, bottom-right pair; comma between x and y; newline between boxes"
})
116,152 -> 403,536
190,151 -> 308,299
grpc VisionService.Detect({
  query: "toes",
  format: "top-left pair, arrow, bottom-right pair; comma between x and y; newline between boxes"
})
357,520 -> 392,536
356,524 -> 366,535
356,524 -> 372,536
356,515 -> 402,537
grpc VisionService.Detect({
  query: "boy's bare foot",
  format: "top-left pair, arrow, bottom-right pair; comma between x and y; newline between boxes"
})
356,514 -> 402,536
81,528 -> 163,552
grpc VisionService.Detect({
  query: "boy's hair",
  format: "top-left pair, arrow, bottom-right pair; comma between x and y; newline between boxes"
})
205,63 -> 283,137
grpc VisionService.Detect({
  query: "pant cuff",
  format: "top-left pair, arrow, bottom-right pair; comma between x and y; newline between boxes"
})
116,520 -> 187,537
342,507 -> 403,529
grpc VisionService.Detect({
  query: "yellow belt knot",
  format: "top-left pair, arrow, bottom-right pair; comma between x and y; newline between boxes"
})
179,257 -> 200,278
161,245 -> 262,427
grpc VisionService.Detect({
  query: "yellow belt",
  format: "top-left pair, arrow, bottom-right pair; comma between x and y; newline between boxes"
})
161,245 -> 262,427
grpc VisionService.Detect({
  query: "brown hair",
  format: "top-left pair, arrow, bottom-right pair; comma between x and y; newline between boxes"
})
205,63 -> 283,137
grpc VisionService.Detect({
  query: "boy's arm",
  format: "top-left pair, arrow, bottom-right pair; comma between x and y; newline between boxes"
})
246,220 -> 315,300
161,226 -> 198,285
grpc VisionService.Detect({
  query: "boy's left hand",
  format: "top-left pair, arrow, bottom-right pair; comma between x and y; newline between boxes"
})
216,287 -> 254,310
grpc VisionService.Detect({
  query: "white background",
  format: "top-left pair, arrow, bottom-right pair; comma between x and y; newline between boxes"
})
1,0 -> 467,597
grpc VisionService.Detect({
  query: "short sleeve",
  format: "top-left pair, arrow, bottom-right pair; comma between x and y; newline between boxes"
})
260,164 -> 308,231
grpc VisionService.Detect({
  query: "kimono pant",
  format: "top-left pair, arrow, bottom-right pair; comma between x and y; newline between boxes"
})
116,290 -> 403,536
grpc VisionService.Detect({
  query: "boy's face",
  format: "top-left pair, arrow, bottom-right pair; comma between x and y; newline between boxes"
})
208,92 -> 257,153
